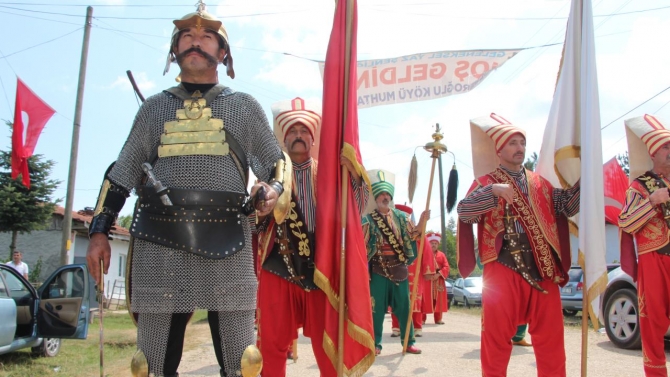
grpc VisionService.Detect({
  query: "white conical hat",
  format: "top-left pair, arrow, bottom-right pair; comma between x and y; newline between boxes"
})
470,113 -> 526,177
272,97 -> 322,156
625,114 -> 670,182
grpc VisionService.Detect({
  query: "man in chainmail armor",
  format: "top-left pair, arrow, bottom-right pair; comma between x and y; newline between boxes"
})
86,4 -> 285,377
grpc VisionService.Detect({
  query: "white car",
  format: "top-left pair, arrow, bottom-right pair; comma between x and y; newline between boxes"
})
451,277 -> 483,308
0,264 -> 91,357
602,266 -> 670,349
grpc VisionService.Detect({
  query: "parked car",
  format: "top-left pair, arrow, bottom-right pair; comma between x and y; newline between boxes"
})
0,264 -> 91,357
600,266 -> 670,349
445,280 -> 453,308
560,264 -> 620,316
451,277 -> 482,308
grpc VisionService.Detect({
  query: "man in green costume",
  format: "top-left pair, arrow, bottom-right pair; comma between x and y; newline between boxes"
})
362,169 -> 429,356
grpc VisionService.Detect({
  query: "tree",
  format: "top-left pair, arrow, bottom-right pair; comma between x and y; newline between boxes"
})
117,214 -> 132,229
0,141 -> 61,259
524,152 -> 538,171
617,151 -> 629,176
444,217 -> 458,278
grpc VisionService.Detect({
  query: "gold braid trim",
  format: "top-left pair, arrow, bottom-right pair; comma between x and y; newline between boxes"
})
369,210 -> 407,262
490,168 -> 557,281
314,269 -> 376,376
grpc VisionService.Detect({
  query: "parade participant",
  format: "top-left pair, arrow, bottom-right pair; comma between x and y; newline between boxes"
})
390,207 -> 435,338
363,170 -> 428,355
425,232 -> 449,325
512,324 -> 531,347
457,114 -> 579,376
618,114 -> 670,376
256,97 -> 368,377
86,5 -> 286,376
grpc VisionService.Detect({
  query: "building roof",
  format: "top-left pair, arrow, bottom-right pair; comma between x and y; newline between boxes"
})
53,206 -> 130,237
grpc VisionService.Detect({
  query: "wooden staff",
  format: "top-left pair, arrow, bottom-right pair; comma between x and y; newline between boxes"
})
403,125 -> 446,354
336,0 -> 355,375
99,260 -> 104,377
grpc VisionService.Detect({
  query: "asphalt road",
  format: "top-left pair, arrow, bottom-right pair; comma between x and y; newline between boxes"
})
176,309 -> 656,376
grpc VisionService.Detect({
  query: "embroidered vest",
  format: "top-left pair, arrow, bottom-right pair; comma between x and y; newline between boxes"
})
474,168 -> 565,283
629,177 -> 670,255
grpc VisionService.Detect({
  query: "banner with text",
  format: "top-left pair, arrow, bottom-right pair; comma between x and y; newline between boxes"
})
319,49 -> 523,109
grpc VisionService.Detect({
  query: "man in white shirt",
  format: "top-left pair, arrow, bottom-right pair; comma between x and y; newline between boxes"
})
6,250 -> 29,279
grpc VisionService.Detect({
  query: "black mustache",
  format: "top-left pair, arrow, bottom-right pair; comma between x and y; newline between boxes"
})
176,47 -> 218,65
292,139 -> 307,147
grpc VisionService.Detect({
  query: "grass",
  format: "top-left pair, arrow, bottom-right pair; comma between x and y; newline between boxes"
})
0,310 -> 209,377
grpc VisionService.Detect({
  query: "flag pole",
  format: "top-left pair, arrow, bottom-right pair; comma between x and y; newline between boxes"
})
581,267 -> 588,376
403,125 -> 446,354
336,0 -> 355,375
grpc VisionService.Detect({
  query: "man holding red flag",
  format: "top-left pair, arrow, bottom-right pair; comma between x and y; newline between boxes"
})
619,114 -> 670,376
256,97 -> 367,377
11,78 -> 55,188
314,0 -> 377,374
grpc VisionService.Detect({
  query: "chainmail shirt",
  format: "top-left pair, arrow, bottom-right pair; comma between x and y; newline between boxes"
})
109,87 -> 282,313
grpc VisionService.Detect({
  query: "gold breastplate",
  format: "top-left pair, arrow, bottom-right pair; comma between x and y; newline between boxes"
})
158,91 -> 229,158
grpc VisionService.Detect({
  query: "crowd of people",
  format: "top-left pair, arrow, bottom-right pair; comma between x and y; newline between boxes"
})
83,3 -> 670,377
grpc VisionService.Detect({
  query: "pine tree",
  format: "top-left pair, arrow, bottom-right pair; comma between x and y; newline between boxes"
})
0,146 -> 61,259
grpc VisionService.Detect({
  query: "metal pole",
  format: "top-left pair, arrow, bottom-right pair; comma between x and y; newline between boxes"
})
60,6 -> 93,265
437,154 -> 448,256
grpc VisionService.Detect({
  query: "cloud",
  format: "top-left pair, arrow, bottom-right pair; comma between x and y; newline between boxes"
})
108,72 -> 156,92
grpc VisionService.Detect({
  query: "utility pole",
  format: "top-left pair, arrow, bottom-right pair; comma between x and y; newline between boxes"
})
60,6 -> 93,265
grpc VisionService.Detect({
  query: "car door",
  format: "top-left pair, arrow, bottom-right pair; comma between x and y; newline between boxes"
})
0,269 -> 17,348
454,278 -> 464,303
36,264 -> 90,339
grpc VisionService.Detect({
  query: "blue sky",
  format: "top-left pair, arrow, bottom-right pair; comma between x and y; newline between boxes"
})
1,0 -> 669,231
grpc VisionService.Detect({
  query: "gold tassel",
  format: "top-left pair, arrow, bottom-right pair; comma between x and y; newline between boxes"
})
408,154 -> 418,203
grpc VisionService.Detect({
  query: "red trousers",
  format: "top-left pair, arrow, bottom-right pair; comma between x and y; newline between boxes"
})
391,312 -> 423,330
638,252 -> 670,377
257,270 -> 335,377
423,311 -> 444,324
481,262 -> 565,377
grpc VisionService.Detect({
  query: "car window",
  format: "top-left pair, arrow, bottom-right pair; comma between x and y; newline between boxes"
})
465,278 -> 482,288
1,270 -> 31,300
41,268 -> 86,299
568,268 -> 583,282
0,274 -> 8,298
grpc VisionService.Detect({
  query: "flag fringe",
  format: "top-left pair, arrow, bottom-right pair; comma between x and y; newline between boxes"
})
342,142 -> 371,191
315,269 -> 376,376
578,249 -> 609,329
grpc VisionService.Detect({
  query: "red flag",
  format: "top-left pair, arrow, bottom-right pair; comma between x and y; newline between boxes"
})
602,157 -> 628,225
314,0 -> 375,375
11,78 -> 55,188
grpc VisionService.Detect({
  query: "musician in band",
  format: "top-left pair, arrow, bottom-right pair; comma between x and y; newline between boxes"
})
362,170 -> 428,356
85,6 -> 286,377
618,114 -> 670,377
255,97 -> 368,377
456,114 -> 579,376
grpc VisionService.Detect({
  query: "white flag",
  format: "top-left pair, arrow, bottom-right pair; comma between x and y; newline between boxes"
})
535,0 -> 608,327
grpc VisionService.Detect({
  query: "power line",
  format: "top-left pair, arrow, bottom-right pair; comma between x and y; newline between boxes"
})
362,4 -> 670,19
0,27 -> 83,59
0,9 -> 85,26
0,5 -> 315,19
601,85 -> 670,130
